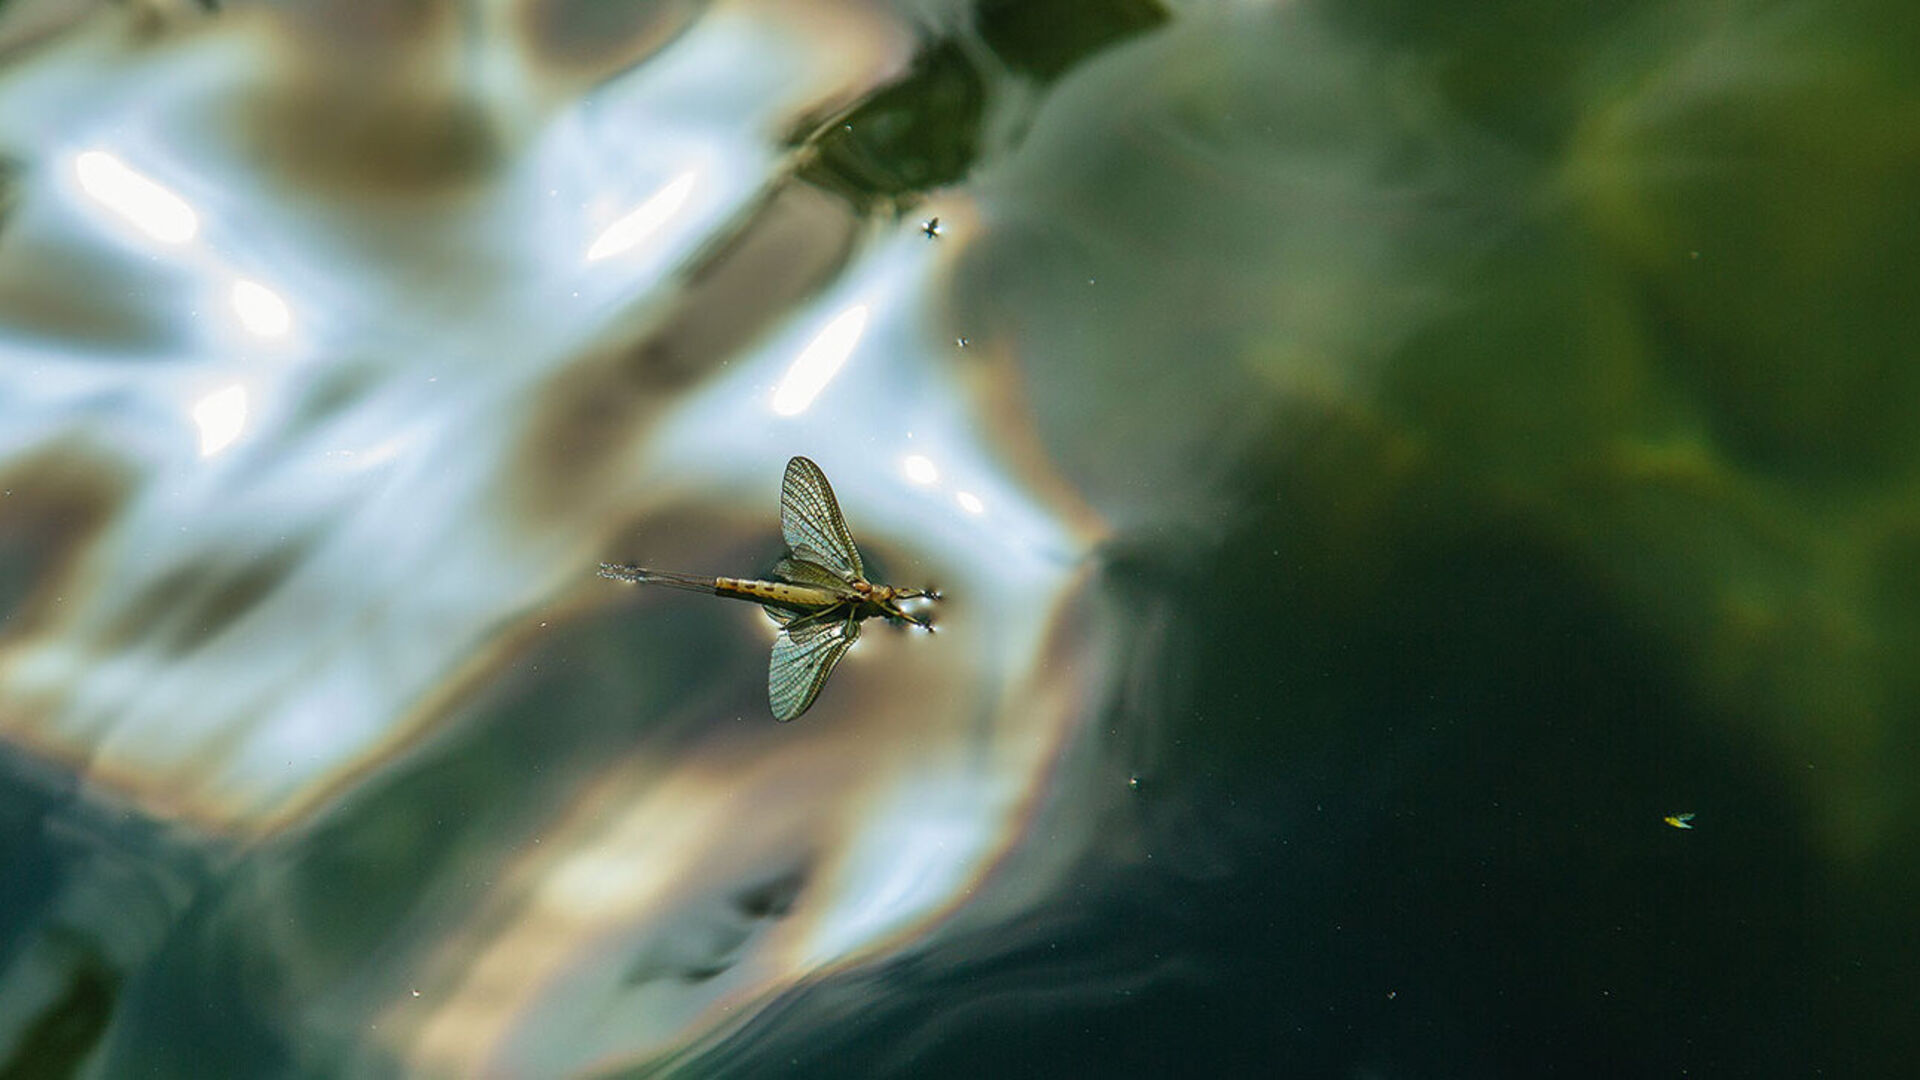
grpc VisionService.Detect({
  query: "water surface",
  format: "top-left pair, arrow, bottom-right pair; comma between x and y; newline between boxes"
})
1,1 -> 1916,1076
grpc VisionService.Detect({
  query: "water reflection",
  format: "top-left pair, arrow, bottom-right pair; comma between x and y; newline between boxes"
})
227,279 -> 290,338
771,302 -> 869,417
71,150 -> 199,246
584,169 -> 698,264
900,453 -> 938,486
0,1 -> 1094,1076
189,383 -> 246,457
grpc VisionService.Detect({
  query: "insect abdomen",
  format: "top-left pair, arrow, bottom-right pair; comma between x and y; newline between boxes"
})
715,578 -> 842,607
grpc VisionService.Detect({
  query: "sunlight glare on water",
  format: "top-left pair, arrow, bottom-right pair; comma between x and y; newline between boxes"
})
901,453 -> 940,485
771,302 -> 870,417
228,278 -> 291,338
71,149 -> 199,246
584,168 -> 699,263
190,383 -> 247,457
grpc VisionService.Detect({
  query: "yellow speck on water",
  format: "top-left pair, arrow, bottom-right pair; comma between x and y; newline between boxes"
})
1664,812 -> 1695,829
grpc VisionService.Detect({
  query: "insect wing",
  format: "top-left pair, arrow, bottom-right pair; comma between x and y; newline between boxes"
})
773,556 -> 860,594
768,615 -> 860,722
781,456 -> 863,581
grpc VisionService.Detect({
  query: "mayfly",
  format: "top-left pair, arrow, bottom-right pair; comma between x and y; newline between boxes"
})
599,456 -> 938,722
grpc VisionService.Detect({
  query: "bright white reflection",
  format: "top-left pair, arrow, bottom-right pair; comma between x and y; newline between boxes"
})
901,453 -> 938,485
806,802 -> 984,965
771,304 -> 868,417
585,171 -> 697,262
230,279 -> 291,338
955,491 -> 984,515
74,150 -> 199,245
191,384 -> 247,457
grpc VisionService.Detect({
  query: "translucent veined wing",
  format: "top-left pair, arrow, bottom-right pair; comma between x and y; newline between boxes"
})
773,556 -> 860,593
780,456 -> 863,581
768,614 -> 860,722
766,557 -> 856,628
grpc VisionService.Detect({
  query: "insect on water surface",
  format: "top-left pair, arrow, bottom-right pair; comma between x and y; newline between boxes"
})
599,456 -> 939,722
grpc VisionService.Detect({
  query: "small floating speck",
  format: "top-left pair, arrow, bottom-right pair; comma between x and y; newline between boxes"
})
1663,812 -> 1695,829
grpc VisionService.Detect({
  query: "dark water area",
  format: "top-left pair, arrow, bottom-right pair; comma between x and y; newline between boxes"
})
2,0 -> 1917,1077
717,539 -> 1897,1077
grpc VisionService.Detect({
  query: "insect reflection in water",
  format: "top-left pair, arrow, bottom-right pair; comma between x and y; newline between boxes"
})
600,456 -> 939,722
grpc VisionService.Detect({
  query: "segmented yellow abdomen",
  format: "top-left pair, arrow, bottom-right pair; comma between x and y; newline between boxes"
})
715,577 -> 842,608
